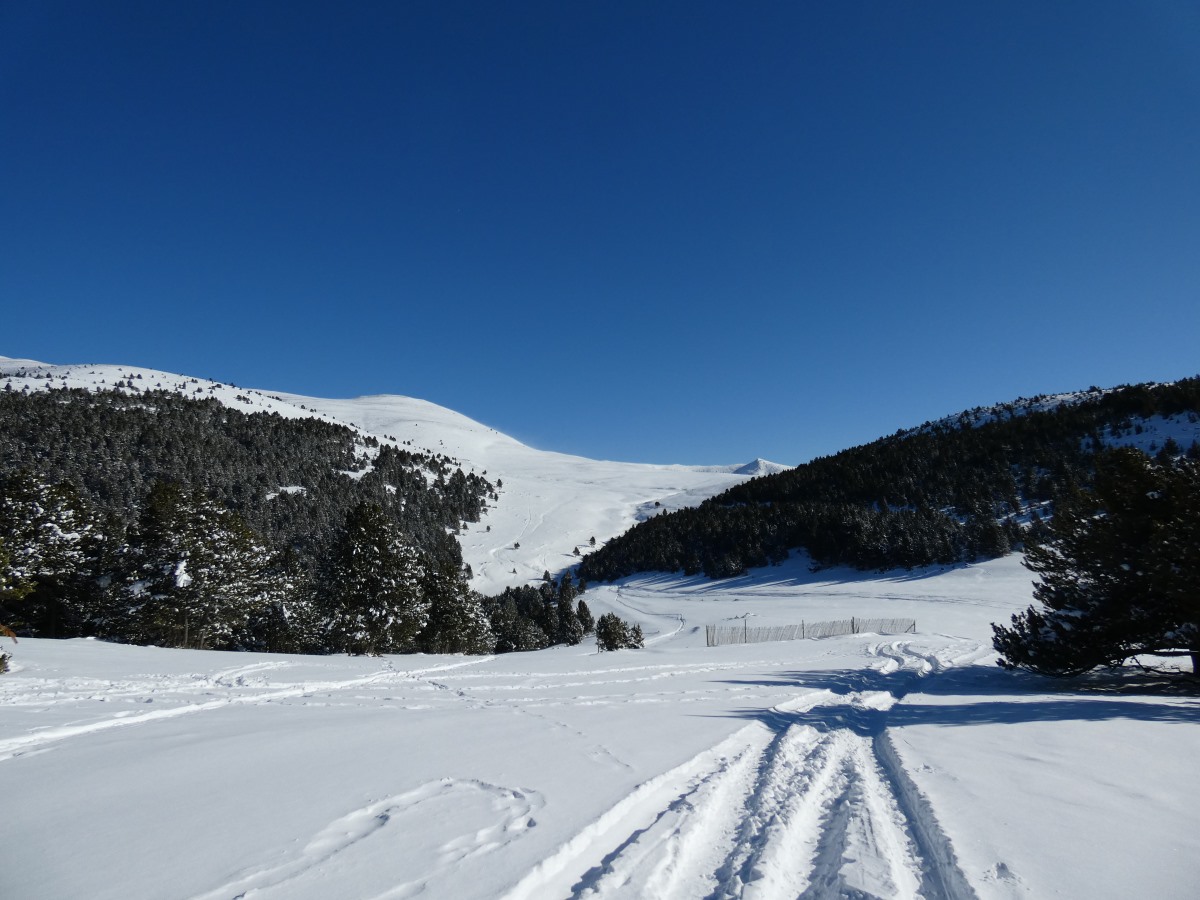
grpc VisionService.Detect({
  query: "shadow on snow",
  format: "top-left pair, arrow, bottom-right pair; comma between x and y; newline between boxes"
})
711,665 -> 1200,735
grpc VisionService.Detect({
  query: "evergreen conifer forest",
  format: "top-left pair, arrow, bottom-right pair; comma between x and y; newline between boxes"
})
579,379 -> 1200,581
0,387 -> 512,652
3,376 -> 1199,662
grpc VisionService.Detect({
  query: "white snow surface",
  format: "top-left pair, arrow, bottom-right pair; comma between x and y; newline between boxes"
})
4,356 -> 1198,898
3,554 -> 1198,900
0,357 -> 784,593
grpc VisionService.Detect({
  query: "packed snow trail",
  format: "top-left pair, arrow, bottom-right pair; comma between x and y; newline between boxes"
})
503,639 -> 980,900
0,656 -> 494,762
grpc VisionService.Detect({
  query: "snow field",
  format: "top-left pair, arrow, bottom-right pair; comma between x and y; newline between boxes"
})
4,555 -> 1198,899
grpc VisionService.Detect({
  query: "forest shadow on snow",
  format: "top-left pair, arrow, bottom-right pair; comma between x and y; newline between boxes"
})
710,663 -> 1200,737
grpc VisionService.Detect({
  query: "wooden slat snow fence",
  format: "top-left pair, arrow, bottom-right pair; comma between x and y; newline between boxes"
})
705,617 -> 916,647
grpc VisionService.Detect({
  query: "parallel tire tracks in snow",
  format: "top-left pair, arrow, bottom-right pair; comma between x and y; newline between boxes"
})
504,640 -> 980,900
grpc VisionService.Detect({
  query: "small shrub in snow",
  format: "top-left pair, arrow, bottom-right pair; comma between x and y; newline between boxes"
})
0,623 -> 16,673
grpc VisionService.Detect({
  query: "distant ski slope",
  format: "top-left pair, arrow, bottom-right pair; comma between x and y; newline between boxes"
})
0,356 -> 784,593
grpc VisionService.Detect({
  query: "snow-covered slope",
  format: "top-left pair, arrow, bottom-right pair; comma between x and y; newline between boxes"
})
915,382 -> 1200,449
916,387 -> 1114,432
0,357 -> 783,593
268,389 -> 775,592
4,356 -> 1198,898
3,555 -> 1196,899
688,457 -> 792,477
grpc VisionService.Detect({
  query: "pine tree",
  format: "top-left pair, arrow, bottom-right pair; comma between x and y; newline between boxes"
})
540,584 -> 560,642
420,557 -> 495,654
557,571 -> 577,604
325,502 -> 429,655
249,547 -> 321,654
0,472 -> 106,637
0,533 -> 32,609
556,595 -> 584,646
486,596 -> 517,652
116,482 -> 285,650
993,449 -> 1200,676
575,597 -> 595,634
484,587 -> 554,652
596,612 -> 643,651
1,535 -> 24,672
507,617 -> 550,651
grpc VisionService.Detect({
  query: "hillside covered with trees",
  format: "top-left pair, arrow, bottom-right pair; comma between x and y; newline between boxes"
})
579,379 -> 1200,581
0,386 -> 508,652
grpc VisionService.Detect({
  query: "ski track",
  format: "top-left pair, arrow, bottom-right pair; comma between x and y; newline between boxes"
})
190,778 -> 543,900
6,631 -> 985,897
0,656 -> 495,762
504,639 -> 980,900
609,587 -> 686,643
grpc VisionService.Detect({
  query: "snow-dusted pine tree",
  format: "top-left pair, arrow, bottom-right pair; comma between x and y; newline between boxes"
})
117,482 -> 285,650
419,558 -> 495,654
0,472 -> 105,636
556,596 -> 584,646
325,502 -> 429,655
595,613 -> 643,651
0,532 -> 31,610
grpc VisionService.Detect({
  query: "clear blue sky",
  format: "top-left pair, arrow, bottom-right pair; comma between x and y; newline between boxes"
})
3,1 -> 1198,464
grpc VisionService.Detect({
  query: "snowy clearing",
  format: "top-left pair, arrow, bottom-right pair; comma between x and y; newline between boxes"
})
4,554 -> 1197,899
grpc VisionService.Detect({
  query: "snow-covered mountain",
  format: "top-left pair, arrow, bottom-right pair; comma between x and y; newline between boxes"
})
910,382 -> 1200,460
0,356 -> 787,593
688,457 -> 793,477
914,382 -> 1200,447
3,356 -> 1197,900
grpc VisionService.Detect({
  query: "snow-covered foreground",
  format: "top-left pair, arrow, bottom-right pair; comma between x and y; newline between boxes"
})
4,555 -> 1197,899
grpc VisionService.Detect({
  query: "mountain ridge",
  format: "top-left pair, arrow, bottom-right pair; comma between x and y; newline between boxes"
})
579,375 -> 1200,582
0,355 -> 771,592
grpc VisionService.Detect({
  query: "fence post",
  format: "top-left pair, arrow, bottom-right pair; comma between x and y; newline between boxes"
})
744,618 -> 748,644
851,617 -> 856,634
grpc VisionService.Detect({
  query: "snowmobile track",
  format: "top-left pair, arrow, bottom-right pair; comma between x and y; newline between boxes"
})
504,639 -> 980,899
